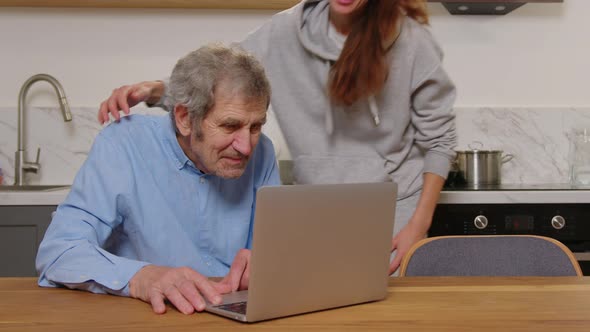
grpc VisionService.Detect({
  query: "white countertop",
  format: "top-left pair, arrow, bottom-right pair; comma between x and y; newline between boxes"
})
2,186 -> 590,206
438,190 -> 590,204
0,188 -> 71,206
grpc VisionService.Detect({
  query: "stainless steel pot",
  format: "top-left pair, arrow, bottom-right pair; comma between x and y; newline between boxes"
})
454,146 -> 513,187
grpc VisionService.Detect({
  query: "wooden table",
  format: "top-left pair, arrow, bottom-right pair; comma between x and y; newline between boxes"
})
1,277 -> 590,331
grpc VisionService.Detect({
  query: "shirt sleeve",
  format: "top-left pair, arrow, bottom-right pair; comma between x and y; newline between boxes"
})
410,29 -> 458,179
238,18 -> 273,64
146,78 -> 173,112
36,130 -> 150,296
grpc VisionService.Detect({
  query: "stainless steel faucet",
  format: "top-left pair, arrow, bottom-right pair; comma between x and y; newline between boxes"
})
14,74 -> 72,186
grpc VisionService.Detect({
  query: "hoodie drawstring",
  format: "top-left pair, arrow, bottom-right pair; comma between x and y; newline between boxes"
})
368,96 -> 380,126
324,66 -> 381,134
325,94 -> 381,135
324,60 -> 335,135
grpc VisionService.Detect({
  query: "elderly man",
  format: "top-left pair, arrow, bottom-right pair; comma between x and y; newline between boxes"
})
36,44 -> 279,315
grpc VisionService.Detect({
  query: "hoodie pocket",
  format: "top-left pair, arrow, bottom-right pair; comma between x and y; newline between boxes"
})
293,155 -> 391,184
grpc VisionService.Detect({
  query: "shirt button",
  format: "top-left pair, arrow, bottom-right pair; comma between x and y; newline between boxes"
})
200,177 -> 205,184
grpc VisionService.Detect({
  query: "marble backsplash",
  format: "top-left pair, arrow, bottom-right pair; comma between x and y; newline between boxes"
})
0,106 -> 589,186
0,106 -> 165,186
455,107 -> 590,184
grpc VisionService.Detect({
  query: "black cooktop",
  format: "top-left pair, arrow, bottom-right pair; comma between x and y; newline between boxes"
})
442,183 -> 590,191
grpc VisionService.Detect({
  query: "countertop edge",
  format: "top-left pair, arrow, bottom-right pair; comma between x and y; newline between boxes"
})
3,188 -> 590,206
0,190 -> 69,206
439,190 -> 590,204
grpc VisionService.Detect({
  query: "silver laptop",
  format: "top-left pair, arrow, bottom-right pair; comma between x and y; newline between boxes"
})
205,182 -> 397,323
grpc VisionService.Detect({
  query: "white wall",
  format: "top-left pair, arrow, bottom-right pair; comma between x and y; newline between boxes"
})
0,8 -> 271,108
429,1 -> 589,107
0,1 -> 588,109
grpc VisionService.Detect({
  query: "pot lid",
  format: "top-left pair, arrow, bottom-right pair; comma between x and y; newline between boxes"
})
456,141 -> 504,154
455,149 -> 504,154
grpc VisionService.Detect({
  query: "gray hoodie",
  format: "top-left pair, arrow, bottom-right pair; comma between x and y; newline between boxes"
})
158,0 -> 457,200
239,0 -> 457,199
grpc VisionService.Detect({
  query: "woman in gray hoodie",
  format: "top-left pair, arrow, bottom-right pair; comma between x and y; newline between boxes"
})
98,0 -> 457,274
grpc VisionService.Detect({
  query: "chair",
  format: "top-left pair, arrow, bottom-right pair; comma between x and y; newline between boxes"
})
399,235 -> 583,277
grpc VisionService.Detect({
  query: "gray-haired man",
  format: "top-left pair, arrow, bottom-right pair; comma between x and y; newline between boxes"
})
36,44 -> 279,314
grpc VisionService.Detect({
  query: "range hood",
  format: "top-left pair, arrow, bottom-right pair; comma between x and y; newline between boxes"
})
428,0 -> 564,15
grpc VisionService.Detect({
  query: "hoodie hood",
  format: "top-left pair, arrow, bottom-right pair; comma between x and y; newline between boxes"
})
298,0 -> 341,62
297,0 -> 383,133
299,0 -> 340,134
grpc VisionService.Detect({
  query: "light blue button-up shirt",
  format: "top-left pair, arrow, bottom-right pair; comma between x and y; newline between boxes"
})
36,114 -> 280,296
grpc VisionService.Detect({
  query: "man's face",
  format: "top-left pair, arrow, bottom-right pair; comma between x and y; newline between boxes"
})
177,89 -> 267,179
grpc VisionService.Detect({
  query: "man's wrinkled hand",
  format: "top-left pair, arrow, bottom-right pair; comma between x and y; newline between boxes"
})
217,249 -> 252,293
129,265 -> 223,315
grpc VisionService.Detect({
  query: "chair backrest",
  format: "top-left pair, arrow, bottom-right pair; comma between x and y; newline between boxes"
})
399,235 -> 582,277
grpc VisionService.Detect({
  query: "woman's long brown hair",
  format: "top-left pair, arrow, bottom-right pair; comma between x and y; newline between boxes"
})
329,0 -> 429,105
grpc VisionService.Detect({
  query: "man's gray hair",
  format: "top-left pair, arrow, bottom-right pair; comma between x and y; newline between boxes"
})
167,43 -> 271,138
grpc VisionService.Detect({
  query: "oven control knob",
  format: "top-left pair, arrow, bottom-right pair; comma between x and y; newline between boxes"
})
551,215 -> 566,230
474,215 -> 488,230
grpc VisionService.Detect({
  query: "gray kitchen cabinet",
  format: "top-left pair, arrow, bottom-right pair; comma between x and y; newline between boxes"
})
0,206 -> 55,277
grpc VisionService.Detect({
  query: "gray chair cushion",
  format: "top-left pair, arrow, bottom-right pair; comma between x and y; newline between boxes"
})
403,236 -> 579,276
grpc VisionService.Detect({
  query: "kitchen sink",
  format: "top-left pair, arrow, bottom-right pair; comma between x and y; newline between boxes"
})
0,185 -> 71,192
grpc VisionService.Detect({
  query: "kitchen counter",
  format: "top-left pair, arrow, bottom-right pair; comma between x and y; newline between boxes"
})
439,183 -> 590,204
0,187 -> 70,205
439,189 -> 590,204
2,183 -> 590,206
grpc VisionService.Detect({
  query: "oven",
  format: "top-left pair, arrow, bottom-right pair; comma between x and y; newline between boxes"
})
431,184 -> 590,275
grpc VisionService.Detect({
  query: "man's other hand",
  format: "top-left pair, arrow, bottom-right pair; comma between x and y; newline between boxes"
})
217,249 -> 251,293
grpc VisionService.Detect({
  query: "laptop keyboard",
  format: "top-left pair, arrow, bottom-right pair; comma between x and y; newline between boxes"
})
215,301 -> 247,315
